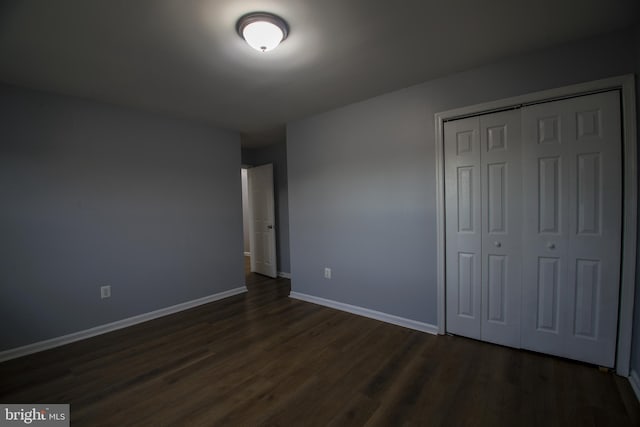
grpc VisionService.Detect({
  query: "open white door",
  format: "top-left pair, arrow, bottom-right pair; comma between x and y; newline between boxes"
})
248,164 -> 277,278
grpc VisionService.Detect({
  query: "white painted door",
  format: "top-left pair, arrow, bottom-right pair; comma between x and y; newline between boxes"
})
445,90 -> 622,367
480,110 -> 522,348
445,116 -> 482,340
248,164 -> 277,278
445,110 -> 522,347
521,91 -> 622,367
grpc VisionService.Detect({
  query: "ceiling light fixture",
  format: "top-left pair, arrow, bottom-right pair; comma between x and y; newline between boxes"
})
237,12 -> 289,52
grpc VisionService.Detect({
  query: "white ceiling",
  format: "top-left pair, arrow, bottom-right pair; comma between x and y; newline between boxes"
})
0,1 -> 638,147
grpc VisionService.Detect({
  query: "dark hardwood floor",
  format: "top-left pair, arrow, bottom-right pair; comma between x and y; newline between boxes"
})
1,257 -> 639,426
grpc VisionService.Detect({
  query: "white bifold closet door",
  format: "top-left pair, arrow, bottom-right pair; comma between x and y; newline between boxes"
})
444,109 -> 522,348
521,91 -> 621,367
444,90 -> 622,367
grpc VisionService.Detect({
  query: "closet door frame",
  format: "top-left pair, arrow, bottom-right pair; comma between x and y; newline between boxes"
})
435,74 -> 637,376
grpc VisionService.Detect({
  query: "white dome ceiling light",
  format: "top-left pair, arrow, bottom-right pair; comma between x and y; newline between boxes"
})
237,12 -> 289,52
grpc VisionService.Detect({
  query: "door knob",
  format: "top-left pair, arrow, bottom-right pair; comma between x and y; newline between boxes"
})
494,241 -> 501,248
267,225 -> 273,229
547,242 -> 555,249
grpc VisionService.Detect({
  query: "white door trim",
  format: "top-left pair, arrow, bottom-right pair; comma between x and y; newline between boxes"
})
434,74 -> 637,376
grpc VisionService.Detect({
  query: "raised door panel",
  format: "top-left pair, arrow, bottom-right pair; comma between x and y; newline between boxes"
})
573,259 -> 600,339
487,163 -> 506,233
457,167 -> 475,233
445,117 -> 482,339
538,157 -> 561,234
576,153 -> 601,235
457,253 -> 476,317
536,257 -> 560,333
487,255 -> 507,323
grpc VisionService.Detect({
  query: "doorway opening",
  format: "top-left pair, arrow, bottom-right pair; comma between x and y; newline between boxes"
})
241,167 -> 251,277
434,75 -> 637,375
241,164 -> 278,280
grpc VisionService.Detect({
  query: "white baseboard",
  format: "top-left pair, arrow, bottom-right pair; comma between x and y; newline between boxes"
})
278,272 -> 291,279
0,286 -> 248,363
244,252 -> 250,257
629,370 -> 640,401
289,292 -> 438,335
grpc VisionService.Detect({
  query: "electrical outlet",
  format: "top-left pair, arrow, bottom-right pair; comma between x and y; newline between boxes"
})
100,285 -> 111,299
324,267 -> 332,279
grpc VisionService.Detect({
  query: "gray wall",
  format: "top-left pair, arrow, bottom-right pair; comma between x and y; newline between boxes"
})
242,142 -> 290,274
287,26 -> 638,326
0,83 -> 244,351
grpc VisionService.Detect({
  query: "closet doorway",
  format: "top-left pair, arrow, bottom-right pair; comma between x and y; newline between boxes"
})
435,75 -> 637,374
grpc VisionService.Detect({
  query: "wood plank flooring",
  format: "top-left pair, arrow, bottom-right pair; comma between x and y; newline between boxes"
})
1,259 -> 639,426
